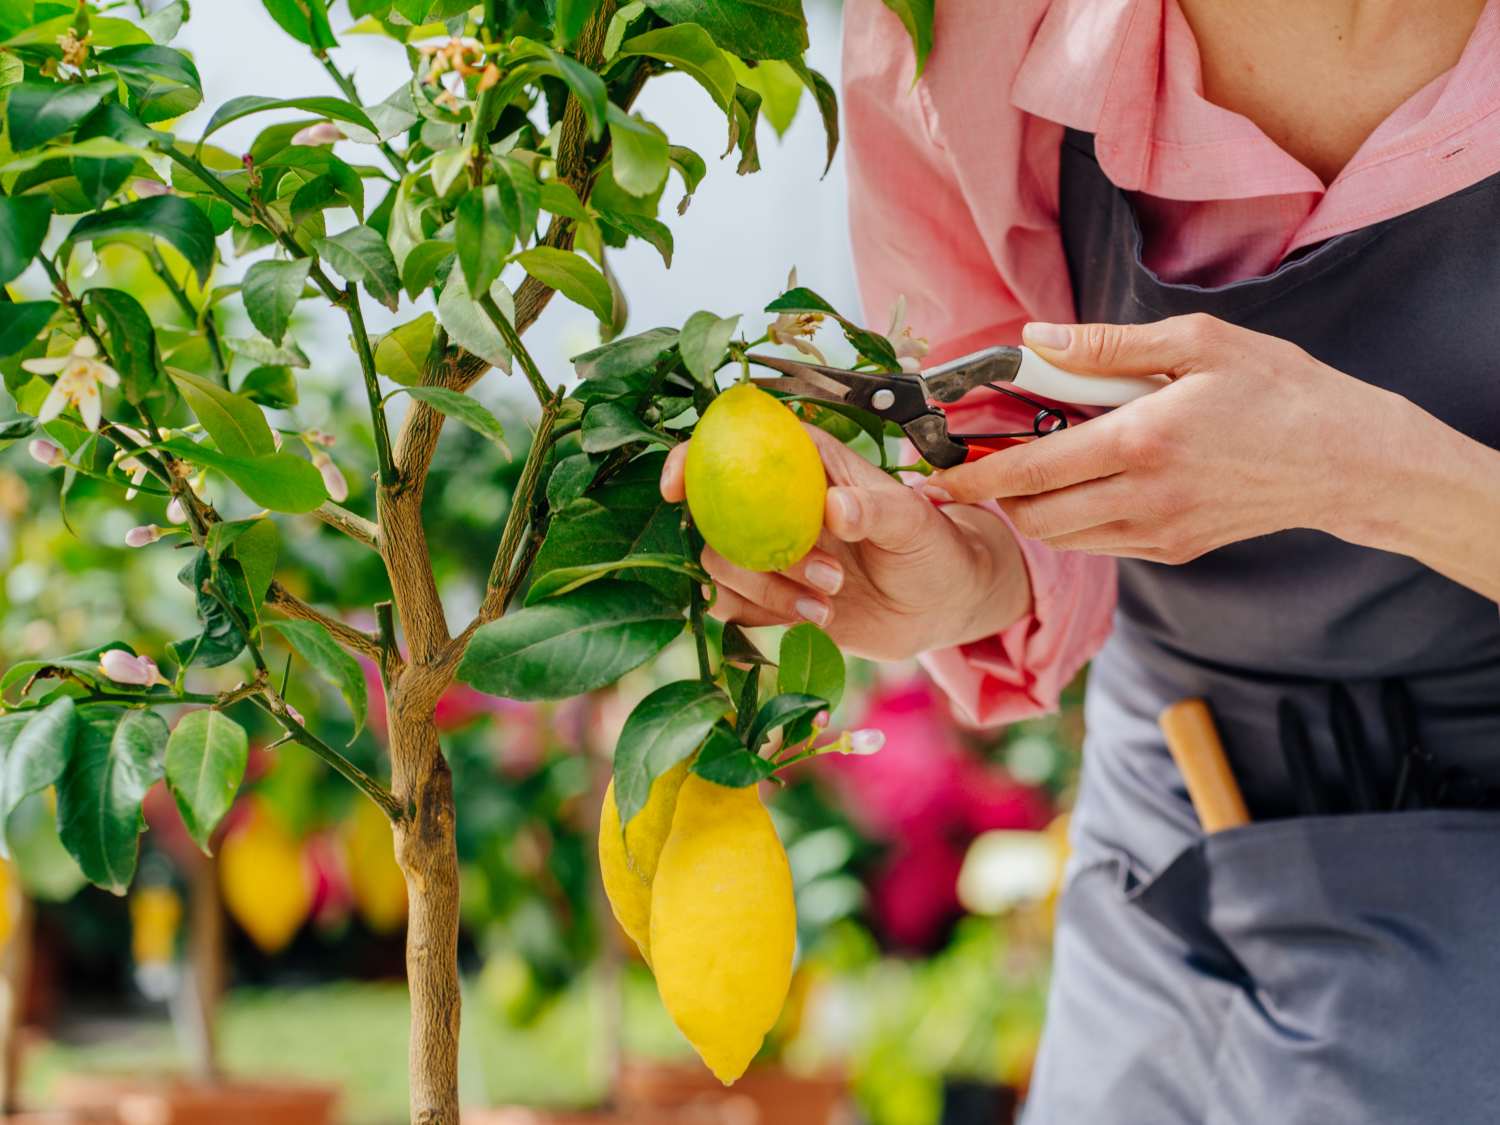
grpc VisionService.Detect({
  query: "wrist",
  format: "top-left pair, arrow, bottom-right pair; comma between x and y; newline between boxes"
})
936,502 -> 1033,648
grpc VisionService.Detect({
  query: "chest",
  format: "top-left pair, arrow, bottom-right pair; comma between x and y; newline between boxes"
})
1176,0 -> 1485,184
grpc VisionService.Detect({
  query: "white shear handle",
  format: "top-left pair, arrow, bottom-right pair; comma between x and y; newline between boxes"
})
1012,346 -> 1169,407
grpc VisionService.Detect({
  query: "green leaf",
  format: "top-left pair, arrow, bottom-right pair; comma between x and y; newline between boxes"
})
538,181 -> 589,221
230,518 -> 279,607
0,697 -> 76,855
668,145 -> 707,213
596,210 -> 673,268
171,551 -> 247,669
524,552 -> 705,604
692,721 -> 777,787
492,158 -> 541,240
374,312 -> 435,385
160,436 -> 327,513
225,335 -> 310,368
605,105 -> 669,198
436,270 -> 512,371
239,364 -> 299,409
169,369 -> 276,457
84,289 -> 164,404
517,44 -> 607,140
580,401 -> 669,453
393,385 -> 509,455
545,452 -> 598,509
0,196 -> 51,285
787,58 -> 838,175
261,0 -> 339,50
619,24 -> 737,112
312,225 -> 402,311
643,0 -> 807,60
5,77 -> 116,151
777,622 -> 843,741
604,1 -> 648,57
57,706 -> 168,894
241,259 -> 312,345
201,95 -> 376,142
455,186 -> 512,296
553,0 -> 601,45
746,691 -> 826,755
731,56 -> 802,136
268,620 -> 368,740
400,239 -> 454,300
0,301 -> 57,358
164,709 -> 248,852
73,106 -> 149,206
516,247 -> 613,323
611,680 -> 729,826
70,196 -> 217,284
879,0 -> 934,76
0,643 -> 135,697
679,310 -> 739,388
0,418 -> 36,445
97,44 -> 203,123
571,326 -> 678,382
729,84 -> 762,175
457,581 -> 684,701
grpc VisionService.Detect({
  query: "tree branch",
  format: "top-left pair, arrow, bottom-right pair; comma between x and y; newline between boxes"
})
265,582 -> 384,662
342,282 -> 397,486
313,500 -> 379,549
251,695 -> 404,822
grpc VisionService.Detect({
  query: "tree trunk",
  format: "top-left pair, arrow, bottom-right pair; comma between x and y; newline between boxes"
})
183,852 -> 223,1081
389,698 -> 462,1125
0,895 -> 32,1114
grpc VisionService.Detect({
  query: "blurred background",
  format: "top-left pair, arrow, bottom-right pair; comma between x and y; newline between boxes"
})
0,2 -> 1086,1122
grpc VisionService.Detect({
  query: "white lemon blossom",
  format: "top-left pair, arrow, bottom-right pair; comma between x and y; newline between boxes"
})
22,337 -> 120,432
886,295 -> 931,374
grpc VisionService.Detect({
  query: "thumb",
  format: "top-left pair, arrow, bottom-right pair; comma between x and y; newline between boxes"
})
1022,314 -> 1230,379
825,484 -> 925,552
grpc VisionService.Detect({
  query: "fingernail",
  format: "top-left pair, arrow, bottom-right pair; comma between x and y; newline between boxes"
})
1023,322 -> 1071,350
830,489 -> 861,525
700,584 -> 713,599
804,561 -> 842,594
795,597 -> 830,626
922,483 -> 953,503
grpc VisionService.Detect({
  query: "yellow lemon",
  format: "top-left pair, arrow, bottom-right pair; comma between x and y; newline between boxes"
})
343,799 -> 408,935
130,885 -> 183,966
649,773 -> 796,1085
685,383 -> 826,572
598,758 -> 693,964
219,800 -> 313,955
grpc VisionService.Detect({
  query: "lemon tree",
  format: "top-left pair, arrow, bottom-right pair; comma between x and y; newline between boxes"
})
0,0 -> 929,1119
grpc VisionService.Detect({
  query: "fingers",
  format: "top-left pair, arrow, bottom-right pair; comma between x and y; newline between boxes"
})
1022,313 -> 1235,379
659,441 -> 688,502
702,547 -> 835,627
824,484 -> 929,552
930,415 -> 1130,501
998,476 -> 1135,542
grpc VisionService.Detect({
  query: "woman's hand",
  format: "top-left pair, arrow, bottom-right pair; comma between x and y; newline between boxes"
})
930,314 -> 1417,563
661,425 -> 1032,661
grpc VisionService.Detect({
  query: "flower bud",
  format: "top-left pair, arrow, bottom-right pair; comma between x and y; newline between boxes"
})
845,729 -> 886,756
124,524 -> 163,548
99,649 -> 165,687
292,121 -> 344,146
132,178 -> 170,198
166,496 -> 188,524
27,438 -> 65,467
313,452 -> 348,502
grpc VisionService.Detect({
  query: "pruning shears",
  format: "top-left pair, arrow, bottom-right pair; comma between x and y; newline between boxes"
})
746,345 -> 1166,468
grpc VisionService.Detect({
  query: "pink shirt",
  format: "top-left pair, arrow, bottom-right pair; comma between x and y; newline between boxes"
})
842,0 -> 1500,726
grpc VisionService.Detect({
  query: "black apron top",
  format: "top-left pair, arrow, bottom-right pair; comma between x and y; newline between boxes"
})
1019,132 -> 1500,1125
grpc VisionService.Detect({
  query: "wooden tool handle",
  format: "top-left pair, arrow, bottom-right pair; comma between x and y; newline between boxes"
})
1159,699 -> 1250,833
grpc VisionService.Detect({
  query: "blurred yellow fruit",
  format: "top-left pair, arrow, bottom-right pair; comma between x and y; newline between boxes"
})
130,885 -> 182,966
685,383 -> 826,572
0,860 -> 16,952
343,799 -> 407,934
649,774 -> 796,1085
598,758 -> 692,964
219,800 -> 312,955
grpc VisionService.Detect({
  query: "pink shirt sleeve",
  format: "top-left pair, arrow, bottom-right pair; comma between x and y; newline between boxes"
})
843,0 -> 1117,727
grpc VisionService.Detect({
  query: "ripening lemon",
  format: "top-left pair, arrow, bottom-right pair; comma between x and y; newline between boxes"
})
685,383 -> 826,572
219,800 -> 313,955
598,758 -> 693,964
648,773 -> 796,1085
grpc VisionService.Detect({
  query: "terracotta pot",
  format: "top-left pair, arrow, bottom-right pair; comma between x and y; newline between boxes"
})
464,1107 -> 736,1125
52,1075 -> 338,1125
4,1114 -> 112,1124
617,1060 -> 850,1125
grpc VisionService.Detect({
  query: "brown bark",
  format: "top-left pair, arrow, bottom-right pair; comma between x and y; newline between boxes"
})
388,687 -> 461,1125
0,895 -> 32,1114
183,852 -> 224,1081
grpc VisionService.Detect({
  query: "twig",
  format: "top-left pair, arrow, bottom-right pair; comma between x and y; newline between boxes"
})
148,246 -> 227,384
473,401 -> 559,626
313,500 -> 379,549
251,695 -> 404,822
689,583 -> 712,680
265,582 -> 384,661
479,291 -> 551,406
342,283 -> 397,486
315,53 -> 407,175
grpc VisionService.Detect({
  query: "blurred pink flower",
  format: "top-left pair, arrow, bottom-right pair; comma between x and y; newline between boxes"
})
870,834 -> 967,951
304,830 -> 354,929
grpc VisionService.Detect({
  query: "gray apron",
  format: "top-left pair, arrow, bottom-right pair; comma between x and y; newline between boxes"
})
1021,131 -> 1500,1123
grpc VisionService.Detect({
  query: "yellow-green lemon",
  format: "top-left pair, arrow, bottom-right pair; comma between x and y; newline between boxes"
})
685,383 -> 826,572
598,758 -> 693,964
649,773 -> 796,1085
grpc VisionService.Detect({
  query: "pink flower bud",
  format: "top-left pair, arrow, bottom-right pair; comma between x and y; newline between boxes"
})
131,179 -> 170,198
846,729 -> 886,756
27,438 -> 65,467
814,710 -> 831,729
292,121 -> 344,146
313,452 -> 348,502
125,524 -> 163,548
99,649 -> 165,687
166,497 -> 187,524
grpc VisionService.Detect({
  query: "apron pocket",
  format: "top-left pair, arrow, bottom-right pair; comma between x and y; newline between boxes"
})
1128,811 -> 1500,1124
